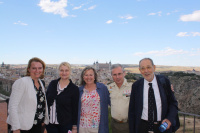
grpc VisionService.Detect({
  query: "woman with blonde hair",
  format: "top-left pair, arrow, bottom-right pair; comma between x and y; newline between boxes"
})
7,57 -> 49,133
46,62 -> 79,133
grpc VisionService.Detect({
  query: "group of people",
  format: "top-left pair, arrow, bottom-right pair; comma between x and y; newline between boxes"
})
7,57 -> 179,133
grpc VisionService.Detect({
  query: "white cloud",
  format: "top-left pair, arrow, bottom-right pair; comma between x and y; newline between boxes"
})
120,15 -> 135,20
189,48 -> 200,56
126,16 -> 133,19
38,0 -> 68,18
191,32 -> 200,36
88,5 -> 96,10
148,11 -> 162,16
134,47 -> 188,57
13,21 -> 28,26
176,32 -> 200,37
73,5 -> 82,10
180,10 -> 200,22
148,13 -> 156,16
106,20 -> 113,24
83,5 -> 96,11
158,11 -> 162,16
176,32 -> 189,37
167,10 -> 179,16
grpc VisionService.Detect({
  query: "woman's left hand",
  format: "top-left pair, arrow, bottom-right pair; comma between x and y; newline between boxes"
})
72,129 -> 77,133
41,123 -> 46,133
72,125 -> 77,133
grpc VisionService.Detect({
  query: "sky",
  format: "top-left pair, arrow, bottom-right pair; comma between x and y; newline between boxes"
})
0,0 -> 200,66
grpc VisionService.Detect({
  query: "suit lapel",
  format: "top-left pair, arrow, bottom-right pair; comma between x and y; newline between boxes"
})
156,75 -> 167,120
138,79 -> 144,117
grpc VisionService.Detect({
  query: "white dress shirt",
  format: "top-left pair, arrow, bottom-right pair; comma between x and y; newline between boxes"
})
141,75 -> 162,121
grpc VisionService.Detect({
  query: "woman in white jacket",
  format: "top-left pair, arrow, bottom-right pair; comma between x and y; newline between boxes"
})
7,57 -> 49,133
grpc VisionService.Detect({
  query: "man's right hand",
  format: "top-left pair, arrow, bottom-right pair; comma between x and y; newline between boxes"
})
13,129 -> 20,133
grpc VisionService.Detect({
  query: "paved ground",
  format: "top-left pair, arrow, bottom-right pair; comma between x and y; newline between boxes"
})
0,101 -> 8,133
0,99 -> 47,133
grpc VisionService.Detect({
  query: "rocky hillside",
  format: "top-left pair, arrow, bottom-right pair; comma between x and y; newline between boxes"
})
169,75 -> 200,115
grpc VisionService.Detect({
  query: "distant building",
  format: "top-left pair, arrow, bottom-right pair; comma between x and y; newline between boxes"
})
0,78 -> 14,92
1,62 -> 10,69
45,67 -> 57,76
93,61 -> 112,71
1,62 -> 4,67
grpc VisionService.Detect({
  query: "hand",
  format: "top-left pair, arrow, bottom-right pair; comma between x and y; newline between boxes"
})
72,125 -> 77,133
162,119 -> 171,130
13,129 -> 20,133
42,123 -> 45,126
72,129 -> 77,133
171,84 -> 174,92
41,123 -> 46,133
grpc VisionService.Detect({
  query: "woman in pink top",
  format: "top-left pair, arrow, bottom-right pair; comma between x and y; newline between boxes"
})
77,67 -> 110,133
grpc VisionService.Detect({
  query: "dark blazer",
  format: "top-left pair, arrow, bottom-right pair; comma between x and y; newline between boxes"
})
46,78 -> 79,126
128,75 -> 178,133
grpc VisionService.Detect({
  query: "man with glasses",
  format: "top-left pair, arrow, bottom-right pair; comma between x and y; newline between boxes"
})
128,58 -> 178,133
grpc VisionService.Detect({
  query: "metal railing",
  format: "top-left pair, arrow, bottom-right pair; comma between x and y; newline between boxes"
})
178,111 -> 200,133
1,98 -> 200,133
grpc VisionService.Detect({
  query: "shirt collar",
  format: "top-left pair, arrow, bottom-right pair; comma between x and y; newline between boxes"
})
144,74 -> 156,85
112,78 -> 128,88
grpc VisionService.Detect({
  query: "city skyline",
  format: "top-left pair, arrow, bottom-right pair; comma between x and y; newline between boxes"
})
0,0 -> 200,66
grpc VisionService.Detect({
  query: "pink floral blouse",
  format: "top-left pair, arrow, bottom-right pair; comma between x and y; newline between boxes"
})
80,88 -> 100,128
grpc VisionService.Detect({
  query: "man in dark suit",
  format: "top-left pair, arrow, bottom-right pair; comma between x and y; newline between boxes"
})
128,58 -> 178,133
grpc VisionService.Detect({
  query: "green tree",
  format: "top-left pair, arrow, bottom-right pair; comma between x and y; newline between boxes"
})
125,72 -> 137,80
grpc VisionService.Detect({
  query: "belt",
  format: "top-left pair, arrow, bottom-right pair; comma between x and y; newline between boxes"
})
112,118 -> 128,123
140,119 -> 161,133
141,119 -> 161,125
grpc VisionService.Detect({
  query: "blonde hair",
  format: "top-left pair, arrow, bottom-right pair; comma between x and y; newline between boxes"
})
58,62 -> 71,72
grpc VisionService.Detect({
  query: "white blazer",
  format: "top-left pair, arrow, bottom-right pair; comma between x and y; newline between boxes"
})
7,76 -> 49,131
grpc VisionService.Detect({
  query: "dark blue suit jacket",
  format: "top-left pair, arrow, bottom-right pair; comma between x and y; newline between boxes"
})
128,75 -> 178,133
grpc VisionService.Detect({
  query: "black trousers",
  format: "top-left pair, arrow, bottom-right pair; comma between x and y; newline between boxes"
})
20,124 -> 43,133
138,120 -> 161,133
45,123 -> 72,133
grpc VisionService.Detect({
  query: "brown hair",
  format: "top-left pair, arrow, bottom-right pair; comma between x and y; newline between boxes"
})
26,57 -> 46,79
80,66 -> 98,86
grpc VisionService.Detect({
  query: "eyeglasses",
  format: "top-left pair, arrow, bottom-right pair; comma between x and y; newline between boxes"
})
140,66 -> 153,72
